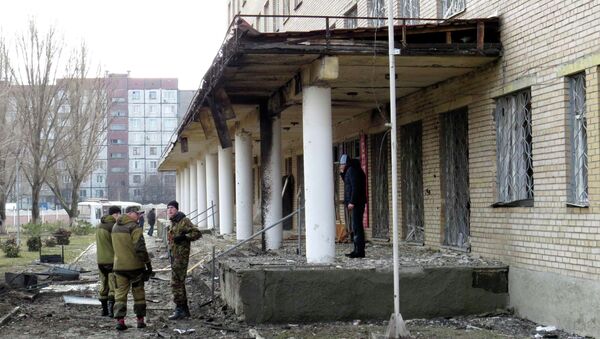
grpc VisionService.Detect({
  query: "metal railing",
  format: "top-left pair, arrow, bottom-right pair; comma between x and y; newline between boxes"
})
201,206 -> 304,307
189,201 -> 218,230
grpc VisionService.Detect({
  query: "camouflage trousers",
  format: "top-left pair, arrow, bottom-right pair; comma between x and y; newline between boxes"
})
171,245 -> 190,306
114,270 -> 146,318
98,264 -> 116,302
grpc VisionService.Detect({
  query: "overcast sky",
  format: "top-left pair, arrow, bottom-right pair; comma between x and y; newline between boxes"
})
0,0 -> 229,90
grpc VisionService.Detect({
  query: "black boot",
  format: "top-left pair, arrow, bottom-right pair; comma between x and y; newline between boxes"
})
100,300 -> 109,316
107,300 -> 115,318
182,303 -> 191,317
168,306 -> 188,320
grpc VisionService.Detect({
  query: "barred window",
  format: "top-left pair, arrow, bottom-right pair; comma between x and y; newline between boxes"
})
344,5 -> 358,29
440,0 -> 465,18
568,73 -> 588,206
399,0 -> 420,24
495,89 -> 534,206
368,0 -> 386,27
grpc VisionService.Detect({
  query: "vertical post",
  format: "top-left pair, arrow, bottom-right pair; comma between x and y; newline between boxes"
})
196,159 -> 207,228
183,166 -> 190,213
190,161 -> 198,215
302,86 -> 335,264
387,1 -> 410,337
297,208 -> 301,255
206,153 -> 219,229
211,200 -> 216,230
211,245 -> 216,302
16,159 -> 20,245
218,146 -> 234,235
235,131 -> 253,241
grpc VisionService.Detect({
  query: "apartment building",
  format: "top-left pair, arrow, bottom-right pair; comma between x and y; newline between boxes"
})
165,0 -> 600,335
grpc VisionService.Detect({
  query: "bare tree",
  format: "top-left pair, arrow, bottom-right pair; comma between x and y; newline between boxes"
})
0,36 -> 19,233
46,44 -> 110,225
11,21 -> 69,224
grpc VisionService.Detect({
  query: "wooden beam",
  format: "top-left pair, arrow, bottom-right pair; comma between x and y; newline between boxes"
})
214,87 -> 236,120
477,21 -> 485,50
207,95 -> 233,149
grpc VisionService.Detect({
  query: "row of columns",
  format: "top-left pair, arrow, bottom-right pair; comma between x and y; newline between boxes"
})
174,85 -> 334,264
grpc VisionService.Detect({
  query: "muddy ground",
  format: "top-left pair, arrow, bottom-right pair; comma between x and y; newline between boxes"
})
0,231 -> 591,338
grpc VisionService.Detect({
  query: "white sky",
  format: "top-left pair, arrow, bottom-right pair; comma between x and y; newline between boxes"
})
0,0 -> 229,90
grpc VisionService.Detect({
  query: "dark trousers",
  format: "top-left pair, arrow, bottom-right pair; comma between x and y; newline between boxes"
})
351,204 -> 365,255
147,223 -> 155,236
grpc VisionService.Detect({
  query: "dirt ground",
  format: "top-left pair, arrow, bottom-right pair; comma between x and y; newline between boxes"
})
0,231 -> 591,338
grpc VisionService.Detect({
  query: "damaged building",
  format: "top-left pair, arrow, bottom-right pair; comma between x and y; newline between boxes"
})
158,0 -> 600,337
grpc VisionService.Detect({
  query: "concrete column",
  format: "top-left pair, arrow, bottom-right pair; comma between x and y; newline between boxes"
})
260,103 -> 283,250
175,170 -> 181,203
205,153 -> 219,229
183,166 -> 190,213
189,161 -> 198,216
303,86 -> 335,264
218,146 -> 234,235
235,131 -> 253,241
196,158 -> 207,228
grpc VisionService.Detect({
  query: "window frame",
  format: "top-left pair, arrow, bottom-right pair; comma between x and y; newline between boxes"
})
566,72 -> 588,207
439,0 -> 466,19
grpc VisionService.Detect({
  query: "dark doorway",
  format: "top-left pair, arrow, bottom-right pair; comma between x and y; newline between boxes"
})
401,121 -> 424,244
441,108 -> 470,249
371,131 -> 389,239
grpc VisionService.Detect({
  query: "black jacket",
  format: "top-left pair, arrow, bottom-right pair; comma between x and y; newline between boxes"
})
341,158 -> 366,206
147,209 -> 156,225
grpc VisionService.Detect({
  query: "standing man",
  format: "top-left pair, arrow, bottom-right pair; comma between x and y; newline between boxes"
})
166,200 -> 201,320
137,211 -> 145,229
147,208 -> 156,237
112,206 -> 152,330
339,154 -> 367,258
96,205 -> 121,317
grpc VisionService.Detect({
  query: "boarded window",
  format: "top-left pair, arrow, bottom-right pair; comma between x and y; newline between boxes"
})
401,121 -> 424,244
495,89 -> 533,205
441,108 -> 470,249
568,72 -> 588,206
440,0 -> 465,18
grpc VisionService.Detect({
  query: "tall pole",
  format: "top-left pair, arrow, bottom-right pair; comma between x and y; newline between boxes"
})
387,2 -> 410,338
15,159 -> 20,245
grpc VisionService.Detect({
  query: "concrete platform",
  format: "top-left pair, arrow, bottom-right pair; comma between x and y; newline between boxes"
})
219,243 -> 508,324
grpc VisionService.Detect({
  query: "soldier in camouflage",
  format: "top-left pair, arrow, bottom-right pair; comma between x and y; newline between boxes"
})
166,200 -> 202,320
111,205 -> 152,331
96,205 -> 121,317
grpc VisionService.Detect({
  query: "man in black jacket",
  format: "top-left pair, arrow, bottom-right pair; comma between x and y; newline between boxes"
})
339,154 -> 367,258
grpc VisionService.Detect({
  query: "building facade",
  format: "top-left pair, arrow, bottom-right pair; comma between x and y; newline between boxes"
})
166,0 -> 599,336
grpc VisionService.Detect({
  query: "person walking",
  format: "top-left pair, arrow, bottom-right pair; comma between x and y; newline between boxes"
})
166,200 -> 202,320
339,154 -> 367,258
147,208 -> 156,237
96,205 -> 121,317
112,206 -> 152,330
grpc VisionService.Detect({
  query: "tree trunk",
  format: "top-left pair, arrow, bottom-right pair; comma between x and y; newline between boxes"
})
0,192 -> 6,234
68,184 -> 80,226
31,182 -> 42,224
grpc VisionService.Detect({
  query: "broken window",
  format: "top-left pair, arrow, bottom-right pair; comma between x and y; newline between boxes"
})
344,5 -> 358,29
368,0 -> 386,27
568,72 -> 588,206
401,121 -> 424,244
495,89 -> 534,206
440,0 -> 465,18
398,0 -> 420,24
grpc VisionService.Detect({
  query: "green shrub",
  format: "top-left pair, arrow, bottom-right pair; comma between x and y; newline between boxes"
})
44,236 -> 57,247
1,237 -> 20,257
26,236 -> 42,252
72,220 -> 94,235
22,222 -> 43,237
53,228 -> 71,245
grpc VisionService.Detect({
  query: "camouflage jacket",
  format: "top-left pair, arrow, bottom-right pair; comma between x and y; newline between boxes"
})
112,215 -> 150,271
167,212 -> 201,251
96,215 -> 116,265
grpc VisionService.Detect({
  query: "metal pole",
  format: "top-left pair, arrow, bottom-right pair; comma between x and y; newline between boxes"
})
211,245 -> 216,302
387,2 -> 410,338
16,159 -> 20,245
211,200 -> 215,231
297,208 -> 301,255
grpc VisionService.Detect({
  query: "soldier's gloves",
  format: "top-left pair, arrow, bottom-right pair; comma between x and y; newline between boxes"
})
143,263 -> 153,281
173,234 -> 188,244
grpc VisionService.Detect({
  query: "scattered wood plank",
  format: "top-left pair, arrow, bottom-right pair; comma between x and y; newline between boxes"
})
71,243 -> 95,264
0,306 -> 20,326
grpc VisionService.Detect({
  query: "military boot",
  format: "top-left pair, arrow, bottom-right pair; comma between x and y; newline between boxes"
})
100,300 -> 109,316
136,316 -> 146,328
107,300 -> 115,318
182,303 -> 191,317
115,318 -> 127,331
168,306 -> 188,320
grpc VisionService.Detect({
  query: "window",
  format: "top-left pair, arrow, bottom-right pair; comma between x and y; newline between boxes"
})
133,175 -> 142,184
399,0 -> 420,24
257,12 -> 262,30
111,167 -> 126,173
568,72 -> 588,206
146,133 -> 161,144
163,118 -> 177,131
134,189 -> 142,197
263,1 -> 269,32
129,118 -> 143,130
96,175 -> 103,183
163,104 -> 177,116
149,147 -> 158,156
111,111 -> 125,117
130,104 -> 143,117
495,89 -> 533,205
132,147 -> 142,156
149,90 -> 158,100
110,124 -> 127,131
149,161 -> 158,170
131,91 -> 141,100
110,153 -> 125,159
272,0 -> 279,32
440,0 -> 466,18
111,139 -> 124,145
147,104 -> 159,116
130,132 -> 144,144
368,0 -> 386,27
294,0 -> 302,10
146,118 -> 160,131
344,5 -> 358,28
95,190 -> 104,198
62,175 -> 70,184
80,190 -> 87,198
283,0 -> 290,17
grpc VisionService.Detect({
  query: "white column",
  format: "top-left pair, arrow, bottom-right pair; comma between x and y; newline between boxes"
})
196,158 -> 207,228
235,131 -> 253,241
205,153 -> 219,229
175,170 -> 181,203
303,86 -> 335,264
265,116 -> 282,250
183,166 -> 190,213
189,161 -> 198,216
218,146 -> 234,235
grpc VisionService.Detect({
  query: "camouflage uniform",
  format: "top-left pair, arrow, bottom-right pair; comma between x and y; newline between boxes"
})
112,215 -> 151,319
168,212 -> 201,307
96,215 -> 117,304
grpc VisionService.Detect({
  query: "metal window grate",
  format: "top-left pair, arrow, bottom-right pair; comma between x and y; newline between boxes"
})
441,109 -> 470,249
401,121 -> 424,244
441,0 -> 466,18
399,0 -> 420,24
368,0 -> 386,27
568,73 -> 588,205
495,90 -> 534,203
